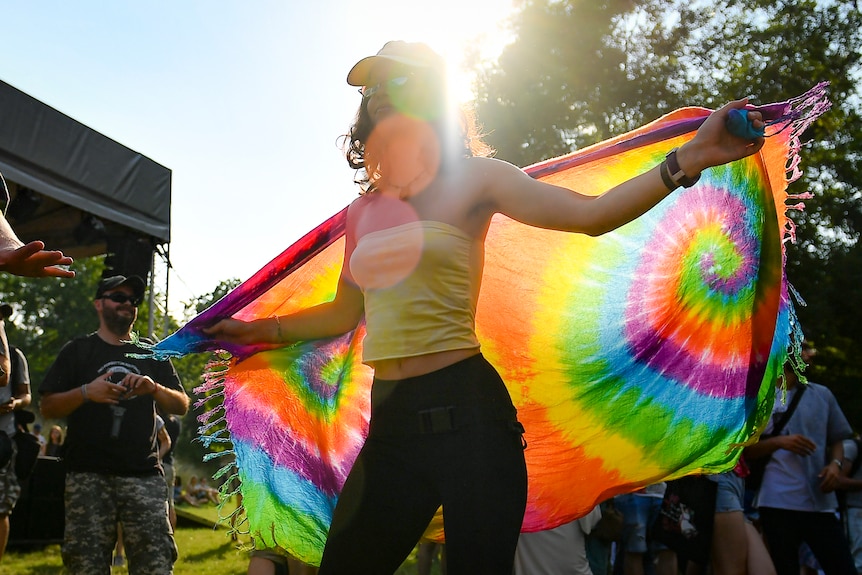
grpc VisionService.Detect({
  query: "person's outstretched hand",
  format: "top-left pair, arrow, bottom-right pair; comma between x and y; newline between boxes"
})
683,98 -> 766,174
0,241 -> 74,278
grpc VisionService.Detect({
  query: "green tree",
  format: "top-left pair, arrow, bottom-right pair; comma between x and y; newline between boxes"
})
0,256 -> 107,389
474,0 -> 694,167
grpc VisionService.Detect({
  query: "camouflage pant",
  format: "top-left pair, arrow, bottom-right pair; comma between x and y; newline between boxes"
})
63,471 -> 178,575
163,462 -> 175,512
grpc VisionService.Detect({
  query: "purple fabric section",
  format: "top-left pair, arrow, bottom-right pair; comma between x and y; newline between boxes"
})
526,113 -> 709,179
695,192 -> 758,295
224,389 -> 350,497
290,337 -> 357,403
698,248 -> 756,295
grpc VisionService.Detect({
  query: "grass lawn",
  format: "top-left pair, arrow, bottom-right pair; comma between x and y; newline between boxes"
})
3,502 -> 437,574
5,502 -> 249,575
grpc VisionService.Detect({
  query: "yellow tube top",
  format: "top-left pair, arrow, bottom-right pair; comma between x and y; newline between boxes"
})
348,221 -> 482,363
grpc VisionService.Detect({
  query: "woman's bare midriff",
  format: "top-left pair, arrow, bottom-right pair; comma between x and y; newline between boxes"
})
370,348 -> 481,380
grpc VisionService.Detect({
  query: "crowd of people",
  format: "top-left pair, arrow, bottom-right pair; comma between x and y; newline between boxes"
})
0,39 -> 857,575
173,475 -> 220,507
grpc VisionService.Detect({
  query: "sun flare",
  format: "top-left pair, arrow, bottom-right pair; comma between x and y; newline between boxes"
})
373,0 -> 517,103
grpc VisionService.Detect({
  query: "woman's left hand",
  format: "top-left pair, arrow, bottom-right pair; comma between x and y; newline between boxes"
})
678,98 -> 765,176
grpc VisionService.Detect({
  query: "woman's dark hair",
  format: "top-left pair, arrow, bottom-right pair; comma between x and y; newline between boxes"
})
341,69 -> 492,193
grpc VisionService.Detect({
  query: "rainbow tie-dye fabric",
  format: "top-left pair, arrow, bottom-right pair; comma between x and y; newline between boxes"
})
148,86 -> 828,565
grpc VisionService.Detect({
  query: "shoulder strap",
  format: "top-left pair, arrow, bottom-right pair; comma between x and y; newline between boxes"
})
772,384 -> 807,436
848,437 -> 862,478
750,385 -> 808,483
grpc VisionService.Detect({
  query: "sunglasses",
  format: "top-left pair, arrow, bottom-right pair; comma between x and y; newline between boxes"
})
100,292 -> 142,306
359,75 -> 410,99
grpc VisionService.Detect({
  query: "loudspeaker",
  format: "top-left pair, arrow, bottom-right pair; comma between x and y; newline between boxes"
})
9,456 -> 65,545
104,234 -> 153,281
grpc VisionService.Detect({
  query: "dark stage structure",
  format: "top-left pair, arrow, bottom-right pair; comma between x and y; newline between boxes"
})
0,79 -> 171,282
1,79 -> 173,546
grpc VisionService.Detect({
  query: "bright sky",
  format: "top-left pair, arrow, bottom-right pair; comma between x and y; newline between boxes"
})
1,0 -> 515,316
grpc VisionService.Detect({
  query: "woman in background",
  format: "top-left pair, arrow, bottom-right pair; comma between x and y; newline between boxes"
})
43,424 -> 64,457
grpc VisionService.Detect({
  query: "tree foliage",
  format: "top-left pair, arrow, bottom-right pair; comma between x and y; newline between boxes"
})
475,0 -> 694,166
0,256 -> 107,388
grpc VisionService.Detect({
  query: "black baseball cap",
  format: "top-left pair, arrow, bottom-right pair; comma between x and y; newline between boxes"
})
95,275 -> 145,300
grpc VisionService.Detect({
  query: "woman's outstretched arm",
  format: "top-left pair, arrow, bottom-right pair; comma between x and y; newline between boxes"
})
203,275 -> 365,346
479,99 -> 764,236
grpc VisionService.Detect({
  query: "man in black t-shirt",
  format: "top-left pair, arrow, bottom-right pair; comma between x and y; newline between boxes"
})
39,275 -> 190,574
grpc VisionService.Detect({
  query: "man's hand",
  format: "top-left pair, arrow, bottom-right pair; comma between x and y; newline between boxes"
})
819,460 -> 843,493
85,373 -> 130,404
0,241 -> 74,278
112,372 -> 158,398
775,434 -> 816,456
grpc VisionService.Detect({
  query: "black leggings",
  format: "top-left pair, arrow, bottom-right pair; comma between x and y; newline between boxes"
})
317,354 -> 528,575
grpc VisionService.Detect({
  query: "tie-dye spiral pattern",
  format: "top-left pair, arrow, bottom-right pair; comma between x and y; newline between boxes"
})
146,85 -> 829,565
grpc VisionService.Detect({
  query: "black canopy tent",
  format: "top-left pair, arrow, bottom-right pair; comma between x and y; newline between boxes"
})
1,82 -> 174,546
0,79 -> 171,281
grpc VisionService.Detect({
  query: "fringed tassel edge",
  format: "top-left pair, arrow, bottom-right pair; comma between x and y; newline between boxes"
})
778,82 -> 830,370
192,351 -> 250,543
778,82 -> 831,246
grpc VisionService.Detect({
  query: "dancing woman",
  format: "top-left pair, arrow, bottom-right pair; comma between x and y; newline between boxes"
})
205,41 -> 764,574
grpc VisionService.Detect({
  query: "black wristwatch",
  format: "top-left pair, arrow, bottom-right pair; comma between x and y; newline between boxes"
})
665,148 -> 701,188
